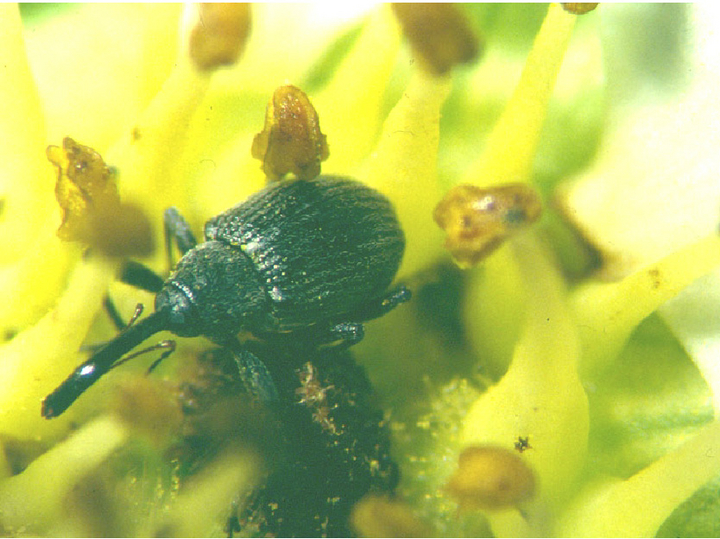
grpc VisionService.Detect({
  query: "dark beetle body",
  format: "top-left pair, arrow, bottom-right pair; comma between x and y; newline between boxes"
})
157,176 -> 405,340
42,175 -> 407,418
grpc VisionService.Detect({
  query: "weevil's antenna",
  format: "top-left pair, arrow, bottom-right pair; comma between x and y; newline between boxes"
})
42,309 -> 170,419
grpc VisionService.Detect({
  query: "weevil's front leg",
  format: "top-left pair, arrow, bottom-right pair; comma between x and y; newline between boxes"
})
108,207 -> 198,324
353,285 -> 412,322
164,207 -> 198,262
225,340 -> 280,405
118,260 -> 165,293
304,285 -> 412,348
105,262 -> 163,332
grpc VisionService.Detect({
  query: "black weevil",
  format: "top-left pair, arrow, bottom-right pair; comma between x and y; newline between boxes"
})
42,175 -> 410,418
179,342 -> 399,537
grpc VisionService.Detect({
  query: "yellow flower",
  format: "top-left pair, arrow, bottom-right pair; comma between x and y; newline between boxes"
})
1,3 -> 719,537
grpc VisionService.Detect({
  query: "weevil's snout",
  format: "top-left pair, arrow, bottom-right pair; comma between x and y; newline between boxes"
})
42,362 -> 99,419
42,310 -> 170,419
41,397 -> 58,419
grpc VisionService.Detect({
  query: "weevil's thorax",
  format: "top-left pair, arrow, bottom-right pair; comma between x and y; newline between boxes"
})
155,241 -> 269,341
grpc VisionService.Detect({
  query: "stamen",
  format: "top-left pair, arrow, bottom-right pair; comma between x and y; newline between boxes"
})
48,137 -> 153,257
392,3 -> 481,76
252,85 -> 329,181
461,3 -> 578,187
188,4 -> 251,71
446,445 -> 536,510
434,183 -> 542,267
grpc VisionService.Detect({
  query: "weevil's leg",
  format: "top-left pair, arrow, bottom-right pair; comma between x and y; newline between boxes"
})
109,339 -> 176,373
298,286 -> 411,349
225,341 -> 280,404
319,322 -> 365,348
113,208 -> 195,295
119,260 -> 165,293
225,507 -> 242,538
87,303 -> 145,352
116,209 -> 195,293
164,207 -> 198,269
103,295 -> 127,331
354,285 -> 412,321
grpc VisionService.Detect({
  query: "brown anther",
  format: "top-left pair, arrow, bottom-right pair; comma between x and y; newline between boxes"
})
433,183 -> 542,267
49,137 -> 119,243
561,3 -> 599,15
89,201 -> 154,257
446,445 -> 536,511
252,85 -> 329,181
311,406 -> 339,435
189,3 -> 252,71
391,3 -> 482,76
351,495 -> 434,538
48,137 -> 153,256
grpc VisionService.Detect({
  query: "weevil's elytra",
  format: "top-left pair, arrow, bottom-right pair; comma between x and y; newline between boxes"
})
42,175 -> 410,419
204,176 -> 405,330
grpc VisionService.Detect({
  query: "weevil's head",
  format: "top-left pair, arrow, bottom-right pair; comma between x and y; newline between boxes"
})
155,241 -> 268,342
155,281 -> 201,338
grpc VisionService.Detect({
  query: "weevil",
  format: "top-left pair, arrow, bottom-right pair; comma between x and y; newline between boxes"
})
42,175 -> 410,418
180,342 -> 399,537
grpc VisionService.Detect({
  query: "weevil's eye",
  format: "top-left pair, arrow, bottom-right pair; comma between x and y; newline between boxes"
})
433,183 -> 542,267
155,286 -> 200,338
445,445 -> 536,511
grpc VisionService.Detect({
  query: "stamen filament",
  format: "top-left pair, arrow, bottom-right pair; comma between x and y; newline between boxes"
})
462,3 -> 577,187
